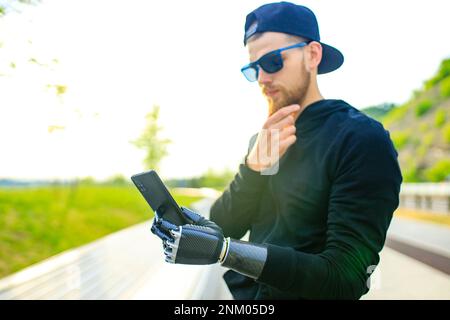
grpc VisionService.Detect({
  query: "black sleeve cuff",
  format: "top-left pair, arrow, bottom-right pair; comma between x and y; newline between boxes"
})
237,159 -> 269,190
256,244 -> 297,291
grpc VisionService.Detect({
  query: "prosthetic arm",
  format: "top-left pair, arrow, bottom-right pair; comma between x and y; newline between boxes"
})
151,207 -> 268,279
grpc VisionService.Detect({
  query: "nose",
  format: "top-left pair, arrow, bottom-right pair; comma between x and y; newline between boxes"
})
257,68 -> 273,85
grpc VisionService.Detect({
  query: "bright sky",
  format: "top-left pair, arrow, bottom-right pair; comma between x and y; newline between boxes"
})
0,0 -> 449,181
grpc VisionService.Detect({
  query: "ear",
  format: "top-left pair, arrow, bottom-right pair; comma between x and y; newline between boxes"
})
305,41 -> 323,72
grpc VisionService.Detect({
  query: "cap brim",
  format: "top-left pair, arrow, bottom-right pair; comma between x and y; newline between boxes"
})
318,43 -> 344,74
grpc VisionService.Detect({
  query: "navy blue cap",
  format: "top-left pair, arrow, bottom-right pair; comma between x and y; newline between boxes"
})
244,2 -> 344,74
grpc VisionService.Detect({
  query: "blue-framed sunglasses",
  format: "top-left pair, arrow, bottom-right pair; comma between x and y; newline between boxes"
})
241,41 -> 310,82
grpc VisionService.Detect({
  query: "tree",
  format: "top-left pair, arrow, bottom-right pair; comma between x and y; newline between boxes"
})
131,105 -> 171,171
104,174 -> 128,186
0,0 -> 41,17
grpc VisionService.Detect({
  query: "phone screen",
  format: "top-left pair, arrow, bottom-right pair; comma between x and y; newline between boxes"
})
131,170 -> 189,226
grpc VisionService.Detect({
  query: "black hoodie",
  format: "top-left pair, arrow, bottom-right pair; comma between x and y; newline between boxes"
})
210,99 -> 402,299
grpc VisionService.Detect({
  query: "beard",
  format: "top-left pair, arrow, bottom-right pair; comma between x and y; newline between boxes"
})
266,67 -> 311,116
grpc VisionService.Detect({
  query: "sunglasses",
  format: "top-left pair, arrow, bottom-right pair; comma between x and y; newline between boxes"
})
241,41 -> 310,82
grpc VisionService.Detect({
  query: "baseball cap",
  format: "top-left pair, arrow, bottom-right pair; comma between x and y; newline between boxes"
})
243,2 -> 344,74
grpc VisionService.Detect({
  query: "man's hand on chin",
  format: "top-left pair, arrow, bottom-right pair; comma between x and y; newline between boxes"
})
246,104 -> 302,173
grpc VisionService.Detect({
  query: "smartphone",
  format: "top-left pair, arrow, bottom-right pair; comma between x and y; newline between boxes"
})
131,170 -> 190,226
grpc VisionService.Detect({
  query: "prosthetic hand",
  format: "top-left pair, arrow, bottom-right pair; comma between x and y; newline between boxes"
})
151,207 -> 268,279
151,206 -> 225,265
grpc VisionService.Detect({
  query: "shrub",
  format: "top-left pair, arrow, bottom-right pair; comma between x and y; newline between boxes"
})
383,104 -> 409,127
419,123 -> 428,133
435,109 -> 446,128
442,123 -> 450,143
402,163 -> 419,182
390,130 -> 410,150
419,122 -> 428,133
424,58 -> 450,90
417,132 -> 434,158
415,100 -> 433,117
361,103 -> 396,121
104,174 -> 129,186
167,169 -> 235,190
412,89 -> 422,100
439,76 -> 450,98
424,160 -> 450,182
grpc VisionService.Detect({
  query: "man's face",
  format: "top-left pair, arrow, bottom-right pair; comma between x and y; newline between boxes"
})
247,32 -> 311,116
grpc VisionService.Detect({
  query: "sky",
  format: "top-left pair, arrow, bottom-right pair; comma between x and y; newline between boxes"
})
0,0 -> 449,181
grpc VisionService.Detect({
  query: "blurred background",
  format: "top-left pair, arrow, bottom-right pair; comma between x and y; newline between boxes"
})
0,0 -> 449,299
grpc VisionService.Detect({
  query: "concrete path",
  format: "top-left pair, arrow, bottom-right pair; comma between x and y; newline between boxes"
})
362,246 -> 450,299
388,216 -> 450,257
362,215 -> 450,299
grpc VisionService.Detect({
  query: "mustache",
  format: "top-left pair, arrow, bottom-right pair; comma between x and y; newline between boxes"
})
261,85 -> 282,95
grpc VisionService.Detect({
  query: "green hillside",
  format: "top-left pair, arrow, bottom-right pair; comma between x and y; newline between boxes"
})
362,58 -> 450,182
361,103 -> 396,121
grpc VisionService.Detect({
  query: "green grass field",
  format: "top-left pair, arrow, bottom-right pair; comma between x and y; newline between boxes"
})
0,185 -> 202,279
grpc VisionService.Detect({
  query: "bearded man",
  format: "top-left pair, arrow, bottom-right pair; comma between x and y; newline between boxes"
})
152,2 -> 402,300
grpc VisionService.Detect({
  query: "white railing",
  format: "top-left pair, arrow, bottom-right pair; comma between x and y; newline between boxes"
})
400,183 -> 450,196
399,183 -> 450,215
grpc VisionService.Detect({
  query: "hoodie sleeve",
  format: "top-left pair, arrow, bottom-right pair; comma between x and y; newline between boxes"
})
210,134 -> 270,239
256,122 -> 402,299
